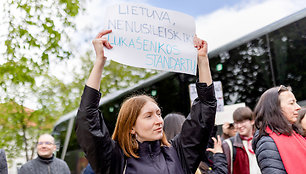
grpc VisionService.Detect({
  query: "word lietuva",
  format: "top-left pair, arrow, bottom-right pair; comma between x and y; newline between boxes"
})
104,3 -> 197,75
107,4 -> 193,43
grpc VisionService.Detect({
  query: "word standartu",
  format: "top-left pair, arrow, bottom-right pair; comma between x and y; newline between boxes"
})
104,3 -> 197,75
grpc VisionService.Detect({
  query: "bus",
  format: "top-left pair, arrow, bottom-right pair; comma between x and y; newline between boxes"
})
52,8 -> 306,174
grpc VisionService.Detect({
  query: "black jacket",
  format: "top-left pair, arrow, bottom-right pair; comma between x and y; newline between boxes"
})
198,153 -> 228,174
252,132 -> 287,174
19,155 -> 70,174
125,140 -> 184,174
0,149 -> 8,174
75,82 -> 216,174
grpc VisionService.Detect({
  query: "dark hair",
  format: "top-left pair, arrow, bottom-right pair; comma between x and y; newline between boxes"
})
233,107 -> 254,122
163,113 -> 186,140
228,123 -> 234,129
297,108 -> 306,136
254,86 -> 300,138
298,108 -> 306,123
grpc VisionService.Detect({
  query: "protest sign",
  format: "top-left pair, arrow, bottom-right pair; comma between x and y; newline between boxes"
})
189,81 -> 224,112
189,82 -> 244,125
104,3 -> 197,75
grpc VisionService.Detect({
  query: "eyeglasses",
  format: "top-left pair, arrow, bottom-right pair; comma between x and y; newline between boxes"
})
278,85 -> 292,93
37,141 -> 54,145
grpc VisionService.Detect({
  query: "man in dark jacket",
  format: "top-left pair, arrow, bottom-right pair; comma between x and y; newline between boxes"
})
0,149 -> 8,174
19,134 -> 70,174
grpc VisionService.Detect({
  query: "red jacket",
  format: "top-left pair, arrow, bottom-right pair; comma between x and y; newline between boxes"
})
222,134 -> 250,174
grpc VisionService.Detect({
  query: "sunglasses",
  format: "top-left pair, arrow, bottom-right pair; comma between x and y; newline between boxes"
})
277,85 -> 292,93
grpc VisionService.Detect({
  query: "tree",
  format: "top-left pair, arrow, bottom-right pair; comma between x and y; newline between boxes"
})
0,101 -> 56,161
1,0 -> 80,89
0,0 -> 158,163
0,0 -> 81,161
0,0 -> 158,162
50,50 -> 158,115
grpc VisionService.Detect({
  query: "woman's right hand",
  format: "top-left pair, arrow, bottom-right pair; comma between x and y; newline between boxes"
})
92,29 -> 113,62
86,29 -> 113,90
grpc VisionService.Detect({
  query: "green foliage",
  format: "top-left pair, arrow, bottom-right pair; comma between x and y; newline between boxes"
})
1,0 -> 80,90
0,101 -> 56,161
53,50 -> 159,114
76,51 -> 159,98
0,0 -> 158,164
0,0 -> 81,161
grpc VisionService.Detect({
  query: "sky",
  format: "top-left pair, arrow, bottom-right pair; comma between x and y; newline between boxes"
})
61,0 -> 305,80
71,0 -> 305,55
145,0 -> 245,17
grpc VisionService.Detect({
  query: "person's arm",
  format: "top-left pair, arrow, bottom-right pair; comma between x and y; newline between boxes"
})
62,160 -> 71,174
171,37 -> 216,174
0,149 -> 8,174
194,37 -> 212,85
206,136 -> 228,174
19,162 -> 32,174
255,136 -> 287,174
206,135 -> 223,154
221,140 -> 232,174
86,29 -> 113,90
75,30 -> 115,174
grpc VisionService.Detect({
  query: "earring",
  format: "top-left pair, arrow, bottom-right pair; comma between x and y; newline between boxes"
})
130,128 -> 135,134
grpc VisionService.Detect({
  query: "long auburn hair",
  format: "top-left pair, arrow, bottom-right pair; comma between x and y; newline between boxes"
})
112,95 -> 170,158
254,86 -> 301,138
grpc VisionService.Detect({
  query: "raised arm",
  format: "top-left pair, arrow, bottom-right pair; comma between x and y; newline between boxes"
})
86,29 -> 113,90
194,37 -> 212,85
171,37 -> 216,174
75,30 -> 114,174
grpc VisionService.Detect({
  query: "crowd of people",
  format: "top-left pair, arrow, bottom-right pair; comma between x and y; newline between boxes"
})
75,29 -> 216,174
73,29 -> 306,174
2,29 -> 305,174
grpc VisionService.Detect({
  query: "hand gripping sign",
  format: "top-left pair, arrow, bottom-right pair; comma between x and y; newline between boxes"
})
104,3 -> 197,75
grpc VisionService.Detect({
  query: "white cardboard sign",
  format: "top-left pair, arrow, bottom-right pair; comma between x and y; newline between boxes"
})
189,82 -> 245,125
189,81 -> 224,112
104,3 -> 197,75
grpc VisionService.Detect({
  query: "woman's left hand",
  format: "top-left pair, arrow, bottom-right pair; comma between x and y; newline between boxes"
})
206,135 -> 223,154
193,36 -> 208,59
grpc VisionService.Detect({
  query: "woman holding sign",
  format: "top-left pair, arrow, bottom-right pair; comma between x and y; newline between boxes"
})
75,29 -> 217,174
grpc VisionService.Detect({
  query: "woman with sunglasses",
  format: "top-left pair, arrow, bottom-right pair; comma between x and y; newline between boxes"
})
252,85 -> 306,174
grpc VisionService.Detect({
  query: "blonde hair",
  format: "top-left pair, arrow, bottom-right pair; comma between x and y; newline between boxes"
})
112,95 -> 170,158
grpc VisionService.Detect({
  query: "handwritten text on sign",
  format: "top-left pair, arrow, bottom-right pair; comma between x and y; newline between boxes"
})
104,3 -> 197,75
